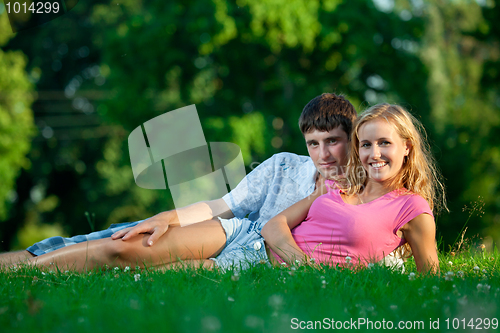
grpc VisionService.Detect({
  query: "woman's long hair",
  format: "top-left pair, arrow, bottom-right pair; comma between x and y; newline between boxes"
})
345,103 -> 447,213
345,104 -> 447,258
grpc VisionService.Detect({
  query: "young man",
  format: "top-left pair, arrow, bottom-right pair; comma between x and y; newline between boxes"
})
1,93 -> 376,269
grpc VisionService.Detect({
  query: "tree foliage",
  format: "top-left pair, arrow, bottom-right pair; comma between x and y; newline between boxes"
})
1,0 -> 500,250
0,10 -> 36,221
420,0 -> 500,246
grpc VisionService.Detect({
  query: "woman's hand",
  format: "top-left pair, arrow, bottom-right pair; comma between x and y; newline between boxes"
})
329,175 -> 350,193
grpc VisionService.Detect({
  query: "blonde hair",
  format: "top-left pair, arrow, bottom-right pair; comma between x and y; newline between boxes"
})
345,103 -> 447,213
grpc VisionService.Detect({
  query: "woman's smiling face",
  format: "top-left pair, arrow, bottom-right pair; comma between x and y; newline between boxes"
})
357,118 -> 410,185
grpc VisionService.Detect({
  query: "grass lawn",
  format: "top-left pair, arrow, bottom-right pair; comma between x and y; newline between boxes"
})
1,249 -> 499,333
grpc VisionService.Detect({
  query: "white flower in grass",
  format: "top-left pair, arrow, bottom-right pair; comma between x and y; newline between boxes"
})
309,258 -> 316,264
473,266 -> 480,271
294,259 -> 301,266
477,283 -> 490,292
228,297 -> 235,302
290,266 -> 297,271
114,267 -> 120,271
345,256 -> 352,264
134,274 -> 141,282
10,265 -> 18,272
408,272 -> 416,281
280,262 -> 287,267
445,271 -> 454,281
202,316 -> 221,331
367,263 -> 375,269
457,270 -> 464,278
231,273 -> 240,282
268,294 -> 284,309
457,296 -> 468,306
124,266 -> 130,272
482,269 -> 487,273
448,261 -> 453,266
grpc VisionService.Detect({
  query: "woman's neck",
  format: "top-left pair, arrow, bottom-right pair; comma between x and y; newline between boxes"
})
360,178 -> 402,200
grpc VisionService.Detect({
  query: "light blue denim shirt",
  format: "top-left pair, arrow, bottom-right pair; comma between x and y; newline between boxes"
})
222,152 -> 317,230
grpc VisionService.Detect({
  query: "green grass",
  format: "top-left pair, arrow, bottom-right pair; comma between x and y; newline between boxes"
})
1,249 -> 499,333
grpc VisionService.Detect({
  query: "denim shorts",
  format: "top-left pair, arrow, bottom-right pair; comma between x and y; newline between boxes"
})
210,217 -> 270,271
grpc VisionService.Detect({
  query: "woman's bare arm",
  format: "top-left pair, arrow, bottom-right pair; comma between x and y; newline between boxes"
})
400,213 -> 439,273
261,192 -> 321,265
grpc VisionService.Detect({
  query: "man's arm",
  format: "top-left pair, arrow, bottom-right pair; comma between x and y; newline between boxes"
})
114,154 -> 279,246
261,193 -> 319,265
111,198 -> 234,246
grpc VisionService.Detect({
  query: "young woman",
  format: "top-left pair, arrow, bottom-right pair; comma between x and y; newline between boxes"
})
262,103 -> 446,272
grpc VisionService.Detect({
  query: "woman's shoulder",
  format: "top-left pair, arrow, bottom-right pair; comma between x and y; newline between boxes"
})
394,190 -> 433,216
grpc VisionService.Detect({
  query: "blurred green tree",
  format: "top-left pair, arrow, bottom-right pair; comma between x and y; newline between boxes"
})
0,11 -> 36,222
1,1 -> 117,249
87,0 -> 429,233
419,0 -> 500,248
2,0 -> 500,251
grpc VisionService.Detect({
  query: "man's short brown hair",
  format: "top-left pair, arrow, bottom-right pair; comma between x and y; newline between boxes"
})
299,93 -> 357,136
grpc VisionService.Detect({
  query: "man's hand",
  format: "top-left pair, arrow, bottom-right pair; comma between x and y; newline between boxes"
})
110,199 -> 233,246
111,211 -> 174,246
329,175 -> 350,192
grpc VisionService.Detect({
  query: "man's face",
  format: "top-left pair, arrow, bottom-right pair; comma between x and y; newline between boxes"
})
304,127 -> 349,179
